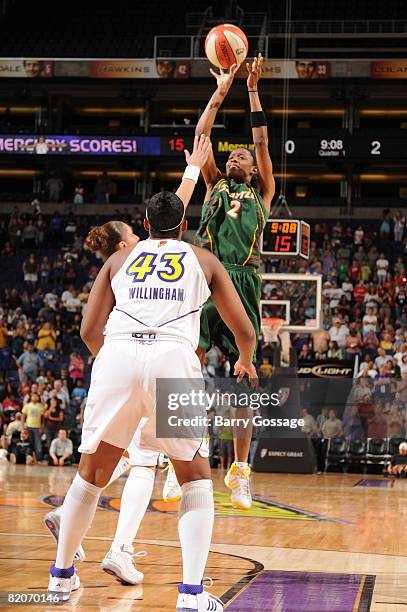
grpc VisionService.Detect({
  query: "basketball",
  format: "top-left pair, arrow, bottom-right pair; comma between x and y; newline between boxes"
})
205,24 -> 248,69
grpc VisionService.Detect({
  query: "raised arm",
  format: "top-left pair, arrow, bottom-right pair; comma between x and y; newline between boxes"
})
175,134 -> 212,209
246,54 -> 275,212
195,64 -> 239,189
80,260 -> 115,356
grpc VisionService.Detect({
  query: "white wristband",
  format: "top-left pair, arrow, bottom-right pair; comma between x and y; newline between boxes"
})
183,165 -> 200,183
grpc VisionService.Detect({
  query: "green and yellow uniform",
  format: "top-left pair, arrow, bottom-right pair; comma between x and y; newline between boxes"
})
196,177 -> 267,358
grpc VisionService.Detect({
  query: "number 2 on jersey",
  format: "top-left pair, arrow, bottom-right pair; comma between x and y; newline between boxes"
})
126,251 -> 185,283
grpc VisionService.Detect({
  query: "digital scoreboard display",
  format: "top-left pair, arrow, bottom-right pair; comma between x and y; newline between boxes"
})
261,219 -> 310,259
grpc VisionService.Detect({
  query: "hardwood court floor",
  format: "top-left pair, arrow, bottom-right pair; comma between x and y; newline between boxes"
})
0,464 -> 407,611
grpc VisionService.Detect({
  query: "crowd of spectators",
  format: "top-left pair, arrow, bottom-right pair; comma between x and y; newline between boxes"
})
0,206 -> 405,469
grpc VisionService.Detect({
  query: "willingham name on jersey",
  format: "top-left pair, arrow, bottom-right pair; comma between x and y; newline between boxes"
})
128,286 -> 185,302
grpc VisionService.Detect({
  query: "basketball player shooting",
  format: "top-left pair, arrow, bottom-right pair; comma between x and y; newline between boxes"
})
46,135 -> 257,612
196,54 -> 275,510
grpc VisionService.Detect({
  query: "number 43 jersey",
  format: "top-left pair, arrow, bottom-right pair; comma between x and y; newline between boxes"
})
104,238 -> 211,350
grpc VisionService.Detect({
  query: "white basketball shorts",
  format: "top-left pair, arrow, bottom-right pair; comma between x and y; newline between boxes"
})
78,336 -> 208,462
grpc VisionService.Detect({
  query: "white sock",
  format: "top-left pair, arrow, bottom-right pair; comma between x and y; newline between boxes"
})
55,473 -> 102,568
112,466 -> 155,548
178,479 -> 214,585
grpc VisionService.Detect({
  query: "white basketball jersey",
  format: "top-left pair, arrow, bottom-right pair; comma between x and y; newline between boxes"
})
104,238 -> 211,349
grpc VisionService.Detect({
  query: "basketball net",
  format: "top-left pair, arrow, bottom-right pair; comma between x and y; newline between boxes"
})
261,317 -> 291,365
261,317 -> 286,343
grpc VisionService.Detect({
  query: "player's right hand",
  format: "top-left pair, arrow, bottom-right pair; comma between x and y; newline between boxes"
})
184,134 -> 212,168
209,64 -> 239,96
234,359 -> 259,386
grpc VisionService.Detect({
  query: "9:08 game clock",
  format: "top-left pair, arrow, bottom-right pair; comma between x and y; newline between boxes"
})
261,219 -> 310,259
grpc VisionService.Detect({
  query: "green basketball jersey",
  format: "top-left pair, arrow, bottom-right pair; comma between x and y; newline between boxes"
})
196,177 -> 268,269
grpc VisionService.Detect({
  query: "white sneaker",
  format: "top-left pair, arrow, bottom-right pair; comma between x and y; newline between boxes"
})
176,584 -> 223,611
163,462 -> 182,502
101,544 -> 145,584
44,509 -> 85,562
224,462 -> 252,510
48,566 -> 80,602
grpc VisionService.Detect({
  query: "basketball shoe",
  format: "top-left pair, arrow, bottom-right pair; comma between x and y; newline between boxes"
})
44,509 -> 85,562
47,564 -> 81,602
224,462 -> 252,510
176,581 -> 223,611
163,461 -> 182,502
101,544 -> 145,584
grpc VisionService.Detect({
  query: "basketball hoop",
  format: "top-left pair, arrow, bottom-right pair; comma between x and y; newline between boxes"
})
261,317 -> 286,344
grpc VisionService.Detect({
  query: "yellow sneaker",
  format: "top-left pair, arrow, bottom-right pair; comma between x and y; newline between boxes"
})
163,461 -> 182,502
224,462 -> 252,510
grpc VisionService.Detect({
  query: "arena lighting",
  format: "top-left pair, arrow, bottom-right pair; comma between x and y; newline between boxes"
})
360,174 -> 407,181
360,109 -> 407,116
169,108 -> 245,115
0,106 -> 43,113
0,169 -> 37,176
77,170 -> 141,178
79,107 -> 143,114
268,109 -> 344,116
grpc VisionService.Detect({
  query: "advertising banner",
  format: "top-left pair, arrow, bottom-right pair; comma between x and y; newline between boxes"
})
0,59 -> 53,78
0,135 -> 160,155
371,60 -> 407,79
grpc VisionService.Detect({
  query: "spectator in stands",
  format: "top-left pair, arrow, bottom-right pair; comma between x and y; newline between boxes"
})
44,397 -> 64,452
259,357 -> 273,378
46,174 -> 63,202
367,403 -> 388,439
68,352 -> 84,389
48,429 -> 73,466
36,322 -> 56,351
344,329 -> 362,362
21,391 -> 45,461
9,428 -> 35,464
328,340 -> 344,360
362,306 -> 377,337
300,408 -> 318,438
22,254 -> 38,292
94,171 -> 109,204
53,379 -> 69,410
21,220 -> 38,249
329,319 -> 349,349
16,342 -> 42,383
376,253 -> 389,286
39,256 -> 51,290
312,328 -> 330,357
387,441 -> 407,476
0,411 -> 23,450
343,405 -> 364,441
393,210 -> 405,243
71,378 -> 86,401
321,409 -> 343,439
316,407 -> 328,434
73,183 -> 84,205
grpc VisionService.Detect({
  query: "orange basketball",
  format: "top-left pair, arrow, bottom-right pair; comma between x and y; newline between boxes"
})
204,24 -> 248,69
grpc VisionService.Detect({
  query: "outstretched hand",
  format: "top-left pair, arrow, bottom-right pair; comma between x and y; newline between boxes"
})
209,64 -> 239,96
246,53 -> 263,90
184,134 -> 212,168
234,359 -> 259,386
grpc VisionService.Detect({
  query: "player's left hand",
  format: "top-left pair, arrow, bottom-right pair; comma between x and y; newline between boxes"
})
184,134 -> 212,168
246,53 -> 263,90
234,360 -> 259,386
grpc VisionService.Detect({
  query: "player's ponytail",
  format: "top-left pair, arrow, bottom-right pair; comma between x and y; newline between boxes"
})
85,221 -> 128,258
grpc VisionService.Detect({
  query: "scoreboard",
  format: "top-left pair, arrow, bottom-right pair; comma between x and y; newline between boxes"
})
162,135 -> 407,159
261,219 -> 310,259
1,133 -> 405,159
